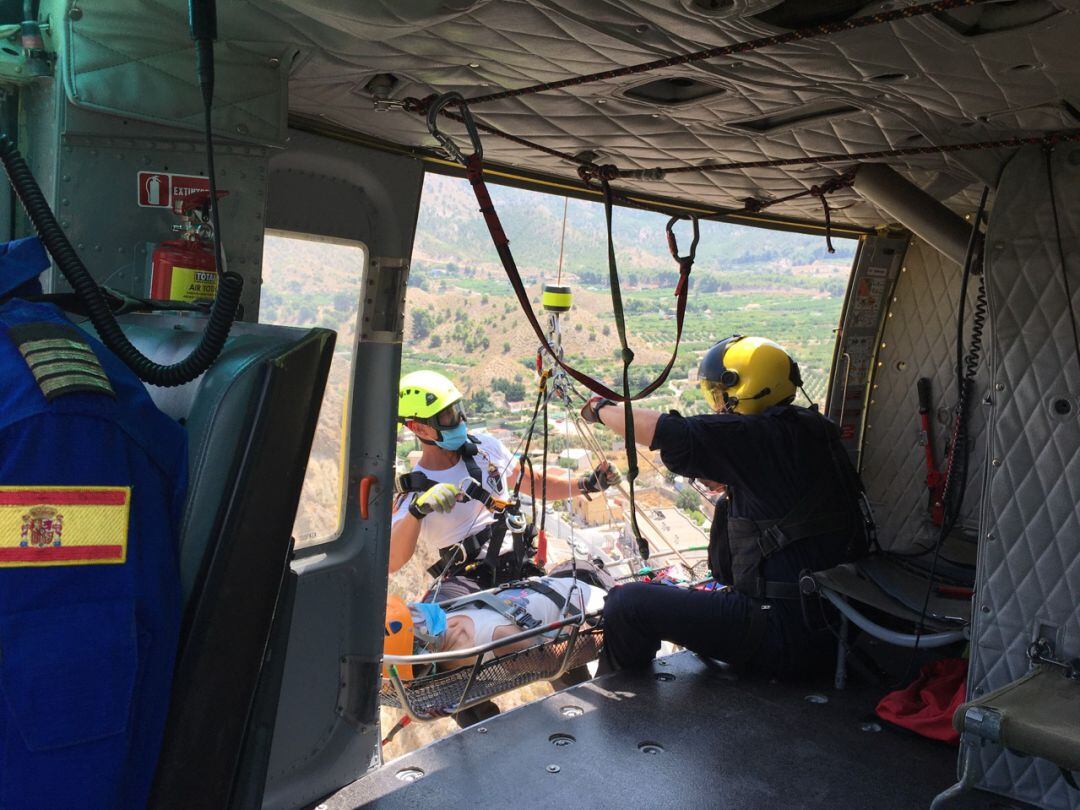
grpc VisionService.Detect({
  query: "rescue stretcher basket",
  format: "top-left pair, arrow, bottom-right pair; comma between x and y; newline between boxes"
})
380,611 -> 604,721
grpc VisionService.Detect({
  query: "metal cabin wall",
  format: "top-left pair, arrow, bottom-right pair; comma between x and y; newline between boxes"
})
967,145 -> 1080,809
859,238 -> 990,552
261,131 -> 422,810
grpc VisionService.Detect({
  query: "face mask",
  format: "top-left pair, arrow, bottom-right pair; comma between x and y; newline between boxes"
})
410,602 -> 448,645
434,422 -> 469,451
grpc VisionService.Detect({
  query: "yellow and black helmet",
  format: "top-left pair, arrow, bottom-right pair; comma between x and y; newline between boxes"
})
699,335 -> 802,415
398,370 -> 464,423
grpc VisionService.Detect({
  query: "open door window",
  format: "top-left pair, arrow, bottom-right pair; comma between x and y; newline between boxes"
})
260,230 -> 367,548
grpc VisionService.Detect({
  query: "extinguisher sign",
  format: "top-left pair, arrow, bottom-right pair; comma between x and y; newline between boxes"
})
136,172 -> 218,208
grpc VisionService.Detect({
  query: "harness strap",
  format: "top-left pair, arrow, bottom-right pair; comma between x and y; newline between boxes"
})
425,529 -> 490,579
443,579 -> 578,631
462,153 -> 693,404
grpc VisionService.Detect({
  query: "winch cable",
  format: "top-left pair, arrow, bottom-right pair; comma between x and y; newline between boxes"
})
904,184 -> 989,676
569,404 -> 698,571
0,0 -> 242,387
433,91 -> 698,403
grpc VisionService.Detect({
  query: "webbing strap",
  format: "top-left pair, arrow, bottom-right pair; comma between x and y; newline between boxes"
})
601,180 -> 646,561
462,153 -> 693,403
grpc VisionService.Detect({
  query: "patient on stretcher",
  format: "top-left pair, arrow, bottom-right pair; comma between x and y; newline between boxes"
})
384,561 -> 612,676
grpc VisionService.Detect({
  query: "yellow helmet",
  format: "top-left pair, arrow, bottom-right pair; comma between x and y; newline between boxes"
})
698,335 -> 802,415
383,595 -> 415,680
398,370 -> 463,423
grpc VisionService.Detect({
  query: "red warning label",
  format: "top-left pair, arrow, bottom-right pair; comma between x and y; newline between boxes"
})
137,172 -> 219,210
137,172 -> 170,208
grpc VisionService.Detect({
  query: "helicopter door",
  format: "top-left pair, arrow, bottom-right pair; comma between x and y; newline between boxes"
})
259,131 -> 423,810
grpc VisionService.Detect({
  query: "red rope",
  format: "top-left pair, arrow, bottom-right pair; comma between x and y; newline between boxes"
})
416,0 -> 988,110
598,131 -> 1080,182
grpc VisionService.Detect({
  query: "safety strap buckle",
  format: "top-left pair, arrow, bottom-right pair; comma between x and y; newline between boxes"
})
458,476 -> 512,513
504,602 -> 541,630
757,524 -> 787,558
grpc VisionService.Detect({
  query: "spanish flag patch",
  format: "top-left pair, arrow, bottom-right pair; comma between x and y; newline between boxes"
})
0,487 -> 130,567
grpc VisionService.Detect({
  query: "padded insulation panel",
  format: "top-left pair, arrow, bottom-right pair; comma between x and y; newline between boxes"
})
57,0 -> 1080,226
968,144 -> 1080,809
859,238 -> 989,553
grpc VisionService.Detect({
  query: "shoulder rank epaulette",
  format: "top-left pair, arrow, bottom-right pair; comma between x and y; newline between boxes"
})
7,321 -> 115,401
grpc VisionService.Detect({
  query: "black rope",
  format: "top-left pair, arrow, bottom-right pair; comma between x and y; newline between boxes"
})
601,180 -> 648,561
903,184 -> 989,682
434,0 -> 987,109
540,392 -> 549,534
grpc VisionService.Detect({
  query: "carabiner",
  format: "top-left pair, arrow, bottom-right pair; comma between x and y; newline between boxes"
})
665,215 -> 700,264
426,91 -> 483,166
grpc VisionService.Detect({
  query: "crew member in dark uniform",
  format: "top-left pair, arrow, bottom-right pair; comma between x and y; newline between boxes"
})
583,335 -> 870,677
0,237 -> 187,809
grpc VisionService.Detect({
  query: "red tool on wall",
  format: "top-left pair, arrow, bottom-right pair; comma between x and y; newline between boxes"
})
918,377 -> 946,526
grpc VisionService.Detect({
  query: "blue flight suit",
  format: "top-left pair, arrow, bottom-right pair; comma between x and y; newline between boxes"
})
0,238 -> 187,809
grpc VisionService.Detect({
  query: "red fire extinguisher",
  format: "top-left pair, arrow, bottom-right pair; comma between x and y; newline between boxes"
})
150,190 -> 226,303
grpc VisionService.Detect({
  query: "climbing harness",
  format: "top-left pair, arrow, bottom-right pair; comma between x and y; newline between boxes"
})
395,437 -> 537,584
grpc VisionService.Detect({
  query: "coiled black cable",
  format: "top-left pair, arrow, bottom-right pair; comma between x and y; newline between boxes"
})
0,134 -> 242,387
902,186 -> 989,683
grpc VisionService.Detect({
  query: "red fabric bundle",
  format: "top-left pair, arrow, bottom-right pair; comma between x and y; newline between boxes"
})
875,658 -> 968,745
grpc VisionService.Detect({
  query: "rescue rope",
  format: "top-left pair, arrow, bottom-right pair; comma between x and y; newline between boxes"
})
405,0 -> 988,112
432,92 -> 698,404
556,196 -> 569,286
583,131 -> 1080,184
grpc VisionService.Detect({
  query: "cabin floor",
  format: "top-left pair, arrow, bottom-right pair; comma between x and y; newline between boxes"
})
320,650 -> 1032,809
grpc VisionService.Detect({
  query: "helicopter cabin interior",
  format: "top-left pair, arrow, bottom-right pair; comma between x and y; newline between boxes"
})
1,0 -> 1079,808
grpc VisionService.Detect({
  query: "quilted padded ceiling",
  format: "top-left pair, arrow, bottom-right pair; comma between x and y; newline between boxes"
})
265,0 -> 1080,227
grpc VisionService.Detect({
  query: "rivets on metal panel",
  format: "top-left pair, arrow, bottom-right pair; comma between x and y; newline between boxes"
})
68,5 -> 82,20
991,458 -> 1001,467
981,605 -> 991,615
860,722 -> 883,733
268,57 -> 281,68
477,727 -> 488,734
654,672 -> 675,682
995,383 -> 1005,391
986,533 -> 995,542
546,764 -> 561,774
396,767 -> 424,782
549,733 -> 575,747
638,742 -> 664,754
805,694 -> 829,704
973,686 -> 984,697
560,705 -> 584,718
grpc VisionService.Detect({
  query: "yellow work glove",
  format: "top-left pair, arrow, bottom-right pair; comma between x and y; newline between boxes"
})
408,482 -> 462,519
